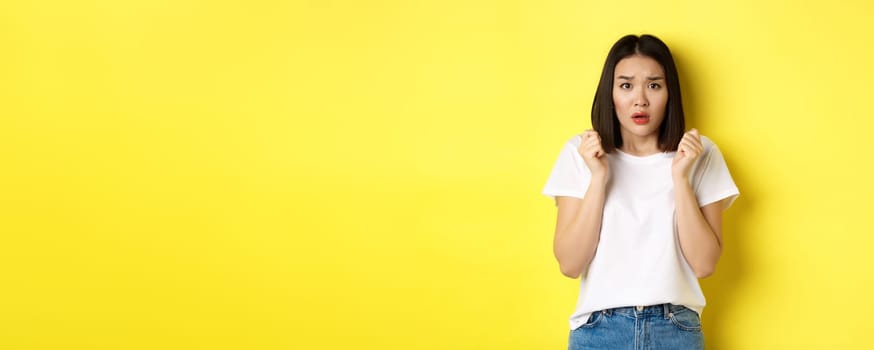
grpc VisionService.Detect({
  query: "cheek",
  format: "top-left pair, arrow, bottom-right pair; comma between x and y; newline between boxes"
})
653,93 -> 669,111
612,92 -> 629,110
613,87 -> 627,102
613,103 -> 629,117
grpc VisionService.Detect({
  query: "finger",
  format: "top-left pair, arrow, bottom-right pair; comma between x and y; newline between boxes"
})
592,142 -> 605,157
682,130 -> 696,141
679,139 -> 700,157
581,142 -> 597,159
583,139 -> 604,159
588,147 -> 602,159
585,137 -> 602,149
690,138 -> 703,154
680,139 -> 694,153
589,146 -> 601,159
680,138 -> 693,149
689,129 -> 701,143
688,131 -> 702,144
684,133 -> 703,152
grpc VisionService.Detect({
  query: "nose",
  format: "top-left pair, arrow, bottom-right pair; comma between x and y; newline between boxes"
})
633,88 -> 649,107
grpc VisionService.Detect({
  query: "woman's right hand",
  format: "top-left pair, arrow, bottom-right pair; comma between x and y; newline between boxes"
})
578,130 -> 609,179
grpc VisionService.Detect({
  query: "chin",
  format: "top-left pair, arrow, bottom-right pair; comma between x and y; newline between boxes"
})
621,124 -> 662,137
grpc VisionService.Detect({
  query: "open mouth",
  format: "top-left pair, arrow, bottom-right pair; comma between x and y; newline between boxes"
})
632,112 -> 650,125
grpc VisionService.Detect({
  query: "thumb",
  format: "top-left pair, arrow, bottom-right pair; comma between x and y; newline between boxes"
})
689,128 -> 699,137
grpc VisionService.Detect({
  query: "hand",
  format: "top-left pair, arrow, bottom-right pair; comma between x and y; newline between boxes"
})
672,128 -> 703,180
578,130 -> 609,179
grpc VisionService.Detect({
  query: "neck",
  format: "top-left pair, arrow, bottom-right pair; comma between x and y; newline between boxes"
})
619,131 -> 660,156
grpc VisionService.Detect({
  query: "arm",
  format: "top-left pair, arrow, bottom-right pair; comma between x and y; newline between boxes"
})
671,129 -> 725,278
553,176 -> 608,279
552,130 -> 609,279
673,179 -> 726,278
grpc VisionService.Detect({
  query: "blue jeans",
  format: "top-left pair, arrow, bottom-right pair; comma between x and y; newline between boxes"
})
568,304 -> 704,350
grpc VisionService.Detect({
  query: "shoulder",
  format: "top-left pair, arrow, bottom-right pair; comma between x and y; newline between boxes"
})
551,134 -> 589,173
699,135 -> 719,153
553,134 -> 583,151
696,135 -> 733,165
567,134 -> 583,148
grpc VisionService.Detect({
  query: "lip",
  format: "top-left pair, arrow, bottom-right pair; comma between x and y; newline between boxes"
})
632,112 -> 650,125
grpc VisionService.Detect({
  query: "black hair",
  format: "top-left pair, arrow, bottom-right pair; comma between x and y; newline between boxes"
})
591,34 -> 685,153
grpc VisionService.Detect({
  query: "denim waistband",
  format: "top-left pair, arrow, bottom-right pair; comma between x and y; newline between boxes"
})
599,303 -> 688,318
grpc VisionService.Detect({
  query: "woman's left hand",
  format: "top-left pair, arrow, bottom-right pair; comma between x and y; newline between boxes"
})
672,129 -> 703,180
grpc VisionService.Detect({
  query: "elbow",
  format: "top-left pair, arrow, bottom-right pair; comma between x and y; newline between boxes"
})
694,269 -> 713,279
689,247 -> 721,279
693,265 -> 715,279
554,247 -> 584,279
558,262 -> 582,279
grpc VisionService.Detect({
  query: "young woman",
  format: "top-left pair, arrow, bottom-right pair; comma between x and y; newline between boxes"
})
542,34 -> 739,349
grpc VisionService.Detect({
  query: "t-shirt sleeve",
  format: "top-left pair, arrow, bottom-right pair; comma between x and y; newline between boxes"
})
542,136 -> 591,205
691,137 -> 740,209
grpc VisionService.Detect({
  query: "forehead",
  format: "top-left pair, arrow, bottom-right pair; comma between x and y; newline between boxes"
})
614,55 -> 664,77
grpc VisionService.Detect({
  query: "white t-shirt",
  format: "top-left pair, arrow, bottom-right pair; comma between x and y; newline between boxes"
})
542,134 -> 739,330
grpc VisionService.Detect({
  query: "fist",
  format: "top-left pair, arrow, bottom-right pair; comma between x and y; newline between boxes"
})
672,128 -> 703,180
578,130 -> 609,178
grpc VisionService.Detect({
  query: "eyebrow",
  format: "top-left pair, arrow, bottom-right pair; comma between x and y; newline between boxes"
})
616,75 -> 665,80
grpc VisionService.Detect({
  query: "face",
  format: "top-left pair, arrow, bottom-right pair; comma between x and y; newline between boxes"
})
612,55 -> 668,140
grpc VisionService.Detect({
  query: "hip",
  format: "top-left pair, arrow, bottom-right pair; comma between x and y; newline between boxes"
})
568,303 -> 704,350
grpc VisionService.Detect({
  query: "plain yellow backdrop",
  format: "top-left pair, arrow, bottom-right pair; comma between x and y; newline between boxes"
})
1,0 -> 873,349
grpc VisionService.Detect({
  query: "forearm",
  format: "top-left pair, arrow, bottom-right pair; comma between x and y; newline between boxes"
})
554,177 -> 607,278
673,177 -> 722,278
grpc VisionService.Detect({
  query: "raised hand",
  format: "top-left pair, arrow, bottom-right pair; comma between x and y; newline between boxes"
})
672,128 -> 703,180
578,130 -> 609,179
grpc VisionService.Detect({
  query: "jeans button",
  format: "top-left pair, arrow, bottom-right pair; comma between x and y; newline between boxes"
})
635,306 -> 644,311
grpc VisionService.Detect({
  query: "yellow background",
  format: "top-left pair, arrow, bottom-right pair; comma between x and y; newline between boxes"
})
1,0 -> 872,349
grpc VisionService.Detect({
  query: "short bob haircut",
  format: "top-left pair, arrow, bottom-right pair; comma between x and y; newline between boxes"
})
591,34 -> 685,153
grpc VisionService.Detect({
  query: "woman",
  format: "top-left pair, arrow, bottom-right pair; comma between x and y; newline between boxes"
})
542,34 -> 739,349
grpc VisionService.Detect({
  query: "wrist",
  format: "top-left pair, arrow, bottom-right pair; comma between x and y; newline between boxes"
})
589,174 -> 609,188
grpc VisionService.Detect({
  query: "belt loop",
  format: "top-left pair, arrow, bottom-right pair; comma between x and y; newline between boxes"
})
662,303 -> 670,319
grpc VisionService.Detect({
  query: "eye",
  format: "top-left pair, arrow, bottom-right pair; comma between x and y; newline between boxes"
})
619,82 -> 631,89
648,82 -> 662,89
